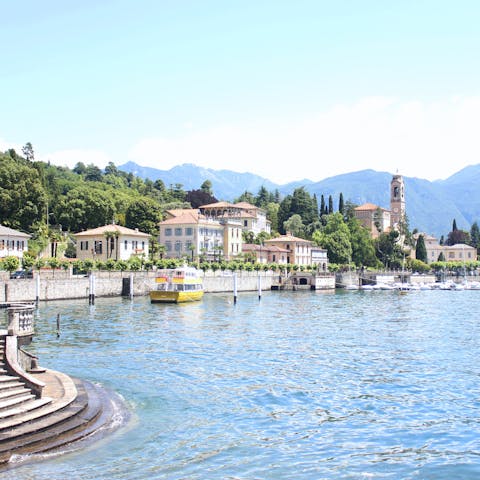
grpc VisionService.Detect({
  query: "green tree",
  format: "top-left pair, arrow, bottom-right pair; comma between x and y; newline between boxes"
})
415,234 -> 428,263
256,186 -> 270,208
125,197 -> 163,235
1,256 -> 20,273
235,191 -> 256,204
312,212 -> 352,264
22,142 -> 35,162
73,162 -> 87,175
375,230 -> 404,268
283,214 -> 304,237
338,193 -> 344,215
56,186 -> 115,231
266,202 -> 279,234
84,164 -> 103,182
0,152 -> 47,231
200,180 -> 213,195
347,217 -> 377,267
277,195 -> 292,234
320,195 -> 326,216
104,162 -> 119,176
470,222 -> 480,249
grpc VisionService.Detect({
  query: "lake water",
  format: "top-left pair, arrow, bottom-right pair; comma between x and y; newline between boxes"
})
2,289 -> 480,479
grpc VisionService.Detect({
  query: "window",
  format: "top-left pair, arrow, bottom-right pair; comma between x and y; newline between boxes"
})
165,228 -> 172,236
141,241 -> 145,250
0,240 -> 4,249
186,227 -> 193,236
175,228 -> 182,236
80,241 -> 89,251
175,241 -> 182,252
244,220 -> 248,227
166,242 -> 172,252
124,240 -> 128,250
186,240 -> 192,249
94,240 -> 103,254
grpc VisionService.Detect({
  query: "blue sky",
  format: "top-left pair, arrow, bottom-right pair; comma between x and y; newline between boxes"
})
2,1 -> 480,184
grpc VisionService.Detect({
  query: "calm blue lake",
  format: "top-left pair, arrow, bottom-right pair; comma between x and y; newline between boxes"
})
2,289 -> 480,479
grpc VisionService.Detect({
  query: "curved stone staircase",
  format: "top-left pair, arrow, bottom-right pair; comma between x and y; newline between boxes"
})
0,333 -> 118,465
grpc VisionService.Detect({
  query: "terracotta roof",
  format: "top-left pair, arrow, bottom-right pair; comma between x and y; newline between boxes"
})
199,201 -> 236,209
160,211 -> 202,225
165,208 -> 196,218
242,243 -> 288,253
265,234 -> 312,244
0,224 -> 30,238
448,243 -> 476,249
354,203 -> 388,211
74,224 -> 150,237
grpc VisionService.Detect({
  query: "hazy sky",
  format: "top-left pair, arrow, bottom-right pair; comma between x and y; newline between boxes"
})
2,1 -> 480,184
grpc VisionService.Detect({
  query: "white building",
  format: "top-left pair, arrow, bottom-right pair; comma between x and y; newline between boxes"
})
199,201 -> 271,236
0,224 -> 30,259
415,233 -> 477,263
74,224 -> 150,261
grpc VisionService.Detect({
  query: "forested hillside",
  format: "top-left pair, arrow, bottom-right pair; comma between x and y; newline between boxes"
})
0,148 -> 216,237
1,146 -> 479,270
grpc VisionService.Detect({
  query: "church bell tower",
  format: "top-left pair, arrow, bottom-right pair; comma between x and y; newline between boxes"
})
390,174 -> 405,228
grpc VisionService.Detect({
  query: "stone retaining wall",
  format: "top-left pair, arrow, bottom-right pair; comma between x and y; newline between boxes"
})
1,271 -> 276,303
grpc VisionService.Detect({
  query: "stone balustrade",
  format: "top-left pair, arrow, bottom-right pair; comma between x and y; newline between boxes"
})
7,304 -> 35,337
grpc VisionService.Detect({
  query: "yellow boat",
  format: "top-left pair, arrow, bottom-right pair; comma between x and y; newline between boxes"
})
150,266 -> 204,303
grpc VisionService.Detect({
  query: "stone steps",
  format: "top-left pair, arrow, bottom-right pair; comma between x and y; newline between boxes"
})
0,379 -> 107,461
0,332 -> 123,465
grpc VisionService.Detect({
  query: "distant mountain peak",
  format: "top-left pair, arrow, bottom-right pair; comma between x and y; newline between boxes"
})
117,161 -> 480,238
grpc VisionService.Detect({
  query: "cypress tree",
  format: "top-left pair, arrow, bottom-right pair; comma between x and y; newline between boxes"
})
312,194 -> 319,220
320,195 -> 326,216
328,195 -> 333,214
470,221 -> 480,248
338,192 -> 344,215
415,234 -> 428,263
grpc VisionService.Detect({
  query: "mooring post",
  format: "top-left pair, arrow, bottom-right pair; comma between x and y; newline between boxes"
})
258,271 -> 262,301
129,272 -> 134,300
89,273 -> 96,305
35,272 -> 40,307
233,272 -> 238,305
56,313 -> 60,338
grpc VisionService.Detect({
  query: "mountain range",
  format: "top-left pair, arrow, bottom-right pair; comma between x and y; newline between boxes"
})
118,161 -> 480,239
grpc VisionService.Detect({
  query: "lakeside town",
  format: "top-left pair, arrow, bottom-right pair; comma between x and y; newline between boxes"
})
1,145 -> 479,295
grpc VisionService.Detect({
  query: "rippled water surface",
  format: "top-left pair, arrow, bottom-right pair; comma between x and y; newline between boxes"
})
2,289 -> 480,479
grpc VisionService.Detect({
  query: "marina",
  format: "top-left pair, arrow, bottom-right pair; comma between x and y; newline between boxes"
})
2,288 -> 480,479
